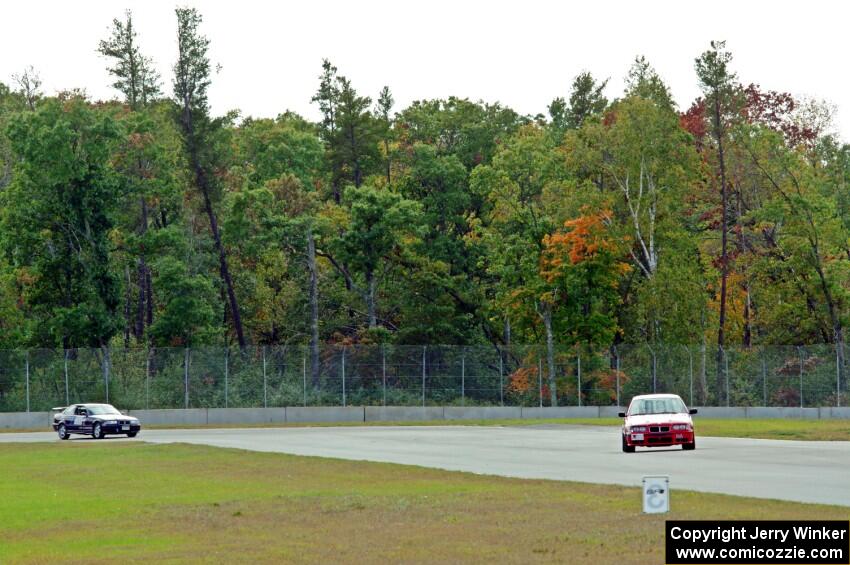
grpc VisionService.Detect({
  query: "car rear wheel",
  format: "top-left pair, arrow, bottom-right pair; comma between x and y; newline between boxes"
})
58,424 -> 69,440
126,432 -> 137,438
683,439 -> 696,450
92,423 -> 104,440
622,434 -> 635,453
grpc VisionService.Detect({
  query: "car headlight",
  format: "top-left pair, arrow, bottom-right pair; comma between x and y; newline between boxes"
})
105,420 -> 118,425
630,426 -> 647,433
672,424 -> 691,431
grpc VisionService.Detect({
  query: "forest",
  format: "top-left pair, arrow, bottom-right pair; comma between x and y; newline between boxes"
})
0,8 -> 848,406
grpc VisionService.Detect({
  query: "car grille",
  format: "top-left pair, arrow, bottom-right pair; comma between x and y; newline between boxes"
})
649,426 -> 670,433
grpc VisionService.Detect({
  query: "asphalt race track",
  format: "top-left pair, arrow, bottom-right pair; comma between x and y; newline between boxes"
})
3,425 -> 849,506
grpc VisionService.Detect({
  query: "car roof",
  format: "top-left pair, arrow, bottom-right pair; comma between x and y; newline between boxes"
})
629,394 -> 683,401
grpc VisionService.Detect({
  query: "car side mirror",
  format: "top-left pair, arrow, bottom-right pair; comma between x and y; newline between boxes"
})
618,412 -> 626,418
689,408 -> 698,415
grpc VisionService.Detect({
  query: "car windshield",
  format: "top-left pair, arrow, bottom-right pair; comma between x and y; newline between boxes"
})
87,405 -> 121,415
629,397 -> 687,415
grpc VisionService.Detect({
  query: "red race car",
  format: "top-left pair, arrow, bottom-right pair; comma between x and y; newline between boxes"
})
619,393 -> 697,452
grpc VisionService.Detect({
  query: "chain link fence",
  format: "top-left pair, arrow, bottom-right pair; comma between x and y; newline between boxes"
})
0,344 -> 846,412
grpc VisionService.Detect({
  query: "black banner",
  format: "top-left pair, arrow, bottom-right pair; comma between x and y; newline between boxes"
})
666,520 -> 849,564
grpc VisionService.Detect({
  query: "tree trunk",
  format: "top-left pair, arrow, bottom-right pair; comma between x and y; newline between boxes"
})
306,226 -> 320,386
542,303 -> 557,407
713,94 -> 729,405
136,197 -> 148,340
384,139 -> 391,185
145,267 -> 153,327
181,108 -> 246,349
366,269 -> 377,328
123,264 -> 131,348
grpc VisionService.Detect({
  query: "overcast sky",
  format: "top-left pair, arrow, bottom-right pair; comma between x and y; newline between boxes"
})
2,0 -> 848,140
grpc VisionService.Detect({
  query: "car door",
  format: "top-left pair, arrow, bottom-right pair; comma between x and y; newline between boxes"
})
80,407 -> 94,434
63,406 -> 77,430
72,406 -> 88,432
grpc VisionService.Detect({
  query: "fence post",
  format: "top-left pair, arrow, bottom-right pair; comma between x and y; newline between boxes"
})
762,353 -> 767,407
262,346 -> 268,409
724,347 -> 730,408
25,351 -> 30,413
614,346 -> 620,408
103,346 -> 110,405
837,343 -> 841,408
64,350 -> 69,406
577,352 -> 582,407
538,356 -> 543,408
686,345 -> 693,407
184,347 -> 190,409
798,346 -> 804,409
224,347 -> 229,409
499,348 -> 504,407
382,345 -> 387,407
302,350 -> 307,407
461,349 -> 465,406
648,345 -> 656,394
341,347 -> 346,407
145,349 -> 150,411
421,346 -> 426,408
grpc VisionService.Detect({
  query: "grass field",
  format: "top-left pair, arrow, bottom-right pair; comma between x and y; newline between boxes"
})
1,442 -> 848,564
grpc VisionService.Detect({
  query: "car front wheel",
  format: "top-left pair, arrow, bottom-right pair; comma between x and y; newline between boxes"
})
58,424 -> 69,440
683,439 -> 696,451
126,432 -> 137,438
622,434 -> 635,453
92,423 -> 104,440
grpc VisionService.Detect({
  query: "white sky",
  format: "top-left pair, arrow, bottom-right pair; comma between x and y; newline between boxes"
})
2,0 -> 848,140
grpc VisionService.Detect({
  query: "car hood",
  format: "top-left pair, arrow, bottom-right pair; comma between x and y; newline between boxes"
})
625,413 -> 692,426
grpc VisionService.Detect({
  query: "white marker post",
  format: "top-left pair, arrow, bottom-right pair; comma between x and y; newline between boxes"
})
642,475 -> 670,514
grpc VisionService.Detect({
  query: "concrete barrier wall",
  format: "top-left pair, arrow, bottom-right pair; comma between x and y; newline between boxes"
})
443,407 -> 522,420
3,404 -> 850,429
820,407 -> 850,419
692,407 -> 747,419
365,406 -> 443,421
208,407 -> 287,425
286,406 -> 364,423
521,406 -> 601,419
0,411 -> 50,429
746,407 -> 820,419
599,406 -> 627,418
128,409 -> 208,426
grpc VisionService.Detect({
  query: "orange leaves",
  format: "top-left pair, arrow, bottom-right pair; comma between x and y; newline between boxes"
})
507,365 -> 538,394
540,209 -> 629,282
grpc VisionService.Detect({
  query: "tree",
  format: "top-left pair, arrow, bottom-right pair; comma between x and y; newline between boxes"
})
173,7 -> 246,348
2,98 -> 122,348
624,56 -> 675,110
376,86 -> 394,184
695,40 -> 737,403
98,9 -> 161,110
326,185 -> 422,329
11,66 -> 42,111
312,60 -> 380,201
471,125 -> 569,404
99,12 -> 164,345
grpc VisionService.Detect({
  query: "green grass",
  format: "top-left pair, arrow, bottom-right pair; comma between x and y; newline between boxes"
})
4,416 -> 850,441
0,442 -> 848,564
